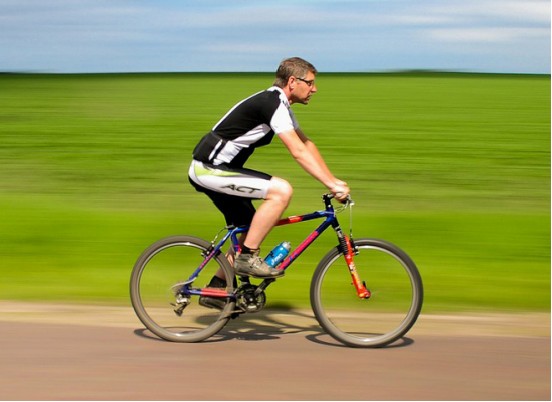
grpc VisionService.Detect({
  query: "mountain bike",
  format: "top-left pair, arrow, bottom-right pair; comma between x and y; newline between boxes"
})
130,194 -> 423,348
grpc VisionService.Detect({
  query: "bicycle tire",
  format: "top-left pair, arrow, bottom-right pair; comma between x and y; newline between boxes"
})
310,238 -> 423,348
130,235 -> 236,342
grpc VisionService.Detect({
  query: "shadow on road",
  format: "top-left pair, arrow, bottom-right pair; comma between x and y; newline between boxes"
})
132,305 -> 415,349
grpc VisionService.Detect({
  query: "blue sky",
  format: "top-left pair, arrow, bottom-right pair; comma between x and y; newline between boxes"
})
1,0 -> 550,74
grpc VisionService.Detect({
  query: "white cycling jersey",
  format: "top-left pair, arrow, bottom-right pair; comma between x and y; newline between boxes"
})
192,86 -> 299,168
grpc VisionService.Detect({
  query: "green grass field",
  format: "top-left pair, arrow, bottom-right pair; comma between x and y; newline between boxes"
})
0,72 -> 549,312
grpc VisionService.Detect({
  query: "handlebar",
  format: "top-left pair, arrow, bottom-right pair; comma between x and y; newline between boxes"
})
323,193 -> 354,206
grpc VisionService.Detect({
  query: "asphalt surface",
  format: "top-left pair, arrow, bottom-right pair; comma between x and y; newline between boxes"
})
0,303 -> 550,400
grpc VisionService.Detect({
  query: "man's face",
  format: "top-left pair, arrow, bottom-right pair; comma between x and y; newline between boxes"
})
289,71 -> 317,105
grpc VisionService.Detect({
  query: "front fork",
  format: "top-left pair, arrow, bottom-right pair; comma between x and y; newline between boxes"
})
338,232 -> 371,299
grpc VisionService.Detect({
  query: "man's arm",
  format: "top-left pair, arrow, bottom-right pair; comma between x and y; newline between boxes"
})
295,128 -> 342,185
278,129 -> 349,199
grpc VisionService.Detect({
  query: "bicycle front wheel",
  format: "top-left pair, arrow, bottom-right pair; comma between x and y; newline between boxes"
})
130,236 -> 236,343
311,238 -> 423,348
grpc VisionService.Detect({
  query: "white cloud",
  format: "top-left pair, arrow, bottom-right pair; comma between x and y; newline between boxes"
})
388,0 -> 550,53
429,0 -> 550,24
426,27 -> 550,43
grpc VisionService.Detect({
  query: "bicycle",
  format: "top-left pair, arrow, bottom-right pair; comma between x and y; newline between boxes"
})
130,194 -> 423,348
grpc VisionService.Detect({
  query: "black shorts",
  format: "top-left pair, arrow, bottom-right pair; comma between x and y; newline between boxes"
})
188,160 -> 272,227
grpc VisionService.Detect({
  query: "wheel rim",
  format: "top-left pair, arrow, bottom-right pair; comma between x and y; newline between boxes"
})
131,240 -> 234,342
314,243 -> 421,347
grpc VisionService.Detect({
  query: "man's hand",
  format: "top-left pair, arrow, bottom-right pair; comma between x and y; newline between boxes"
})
331,180 -> 350,202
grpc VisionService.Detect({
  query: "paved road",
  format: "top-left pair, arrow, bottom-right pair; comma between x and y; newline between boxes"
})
0,304 -> 550,400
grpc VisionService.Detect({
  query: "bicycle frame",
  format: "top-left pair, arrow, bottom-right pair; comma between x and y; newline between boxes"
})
183,194 -> 370,300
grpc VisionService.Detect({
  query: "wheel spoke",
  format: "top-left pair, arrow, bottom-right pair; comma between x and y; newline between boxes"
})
311,238 -> 423,347
130,236 -> 235,342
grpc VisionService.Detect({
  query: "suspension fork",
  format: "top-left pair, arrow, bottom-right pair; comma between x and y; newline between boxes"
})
336,229 -> 371,299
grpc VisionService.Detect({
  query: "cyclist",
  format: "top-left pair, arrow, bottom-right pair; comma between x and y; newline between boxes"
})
189,57 -> 350,287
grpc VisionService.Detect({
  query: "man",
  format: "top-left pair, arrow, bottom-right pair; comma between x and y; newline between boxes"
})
189,57 -> 350,282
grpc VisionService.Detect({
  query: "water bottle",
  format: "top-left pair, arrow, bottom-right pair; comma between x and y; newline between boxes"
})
264,241 -> 291,267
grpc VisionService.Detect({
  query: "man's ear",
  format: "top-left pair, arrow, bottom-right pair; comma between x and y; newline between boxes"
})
287,76 -> 297,91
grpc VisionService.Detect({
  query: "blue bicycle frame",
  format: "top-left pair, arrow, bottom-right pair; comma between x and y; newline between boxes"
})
181,194 -> 369,300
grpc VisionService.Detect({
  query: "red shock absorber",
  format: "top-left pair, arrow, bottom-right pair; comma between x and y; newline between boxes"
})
344,236 -> 371,299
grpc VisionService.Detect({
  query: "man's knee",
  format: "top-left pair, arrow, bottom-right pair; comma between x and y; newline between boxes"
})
268,177 -> 293,203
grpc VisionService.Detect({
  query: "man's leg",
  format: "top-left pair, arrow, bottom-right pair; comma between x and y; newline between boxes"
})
241,177 -> 293,250
232,177 -> 292,278
204,177 -> 291,301
189,162 -> 291,278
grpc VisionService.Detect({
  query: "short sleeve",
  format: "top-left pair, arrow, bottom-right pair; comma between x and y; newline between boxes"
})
270,102 -> 299,134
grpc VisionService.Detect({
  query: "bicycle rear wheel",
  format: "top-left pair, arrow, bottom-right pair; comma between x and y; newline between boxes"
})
130,235 -> 236,342
311,238 -> 423,348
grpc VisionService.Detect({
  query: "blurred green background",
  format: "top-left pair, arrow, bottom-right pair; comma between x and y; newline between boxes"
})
0,72 -> 549,312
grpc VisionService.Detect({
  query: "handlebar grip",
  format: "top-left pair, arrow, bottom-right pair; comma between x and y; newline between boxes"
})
324,193 -> 352,204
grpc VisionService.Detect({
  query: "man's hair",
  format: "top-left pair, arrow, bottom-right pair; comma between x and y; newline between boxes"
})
273,57 -> 317,88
